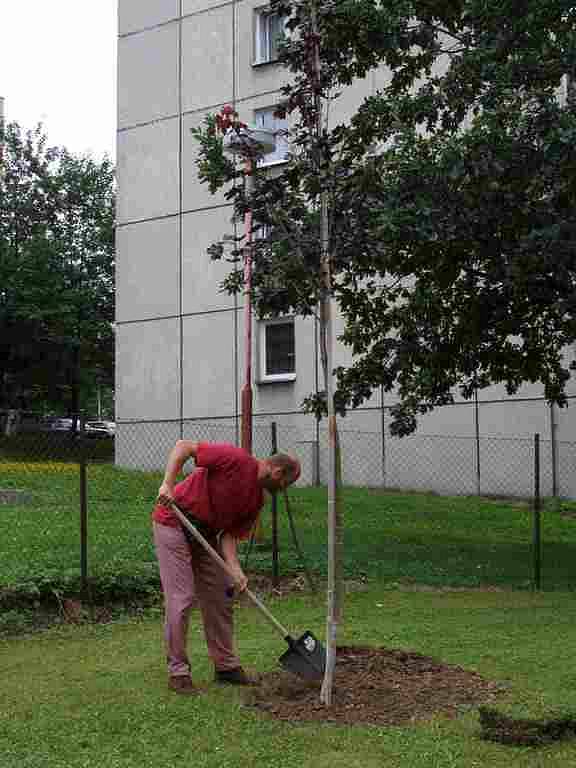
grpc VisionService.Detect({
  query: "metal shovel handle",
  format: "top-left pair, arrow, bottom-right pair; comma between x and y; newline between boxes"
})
169,502 -> 291,639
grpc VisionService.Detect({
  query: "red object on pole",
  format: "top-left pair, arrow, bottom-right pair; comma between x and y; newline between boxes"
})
221,123 -> 275,457
241,158 -> 254,454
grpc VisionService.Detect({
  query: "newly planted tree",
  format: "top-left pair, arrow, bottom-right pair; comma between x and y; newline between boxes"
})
192,1 -> 347,699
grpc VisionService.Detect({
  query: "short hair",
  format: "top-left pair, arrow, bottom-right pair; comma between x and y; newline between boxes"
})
269,452 -> 301,484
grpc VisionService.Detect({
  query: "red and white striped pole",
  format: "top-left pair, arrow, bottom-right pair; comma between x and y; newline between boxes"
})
241,157 -> 254,454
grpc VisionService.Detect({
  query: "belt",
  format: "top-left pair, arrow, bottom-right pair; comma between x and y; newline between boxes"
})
179,511 -> 219,543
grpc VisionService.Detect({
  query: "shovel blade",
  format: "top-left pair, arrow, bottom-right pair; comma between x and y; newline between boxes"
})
278,631 -> 326,681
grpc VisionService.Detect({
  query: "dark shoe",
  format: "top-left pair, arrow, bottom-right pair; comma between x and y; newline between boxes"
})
168,675 -> 197,695
214,666 -> 254,686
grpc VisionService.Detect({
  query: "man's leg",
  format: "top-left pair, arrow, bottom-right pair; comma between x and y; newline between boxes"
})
191,537 -> 241,672
153,522 -> 196,679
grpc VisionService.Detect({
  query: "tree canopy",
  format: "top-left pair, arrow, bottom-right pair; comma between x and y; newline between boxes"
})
194,0 -> 576,435
0,122 -> 115,415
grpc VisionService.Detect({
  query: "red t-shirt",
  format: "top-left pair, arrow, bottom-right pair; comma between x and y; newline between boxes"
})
152,442 -> 264,540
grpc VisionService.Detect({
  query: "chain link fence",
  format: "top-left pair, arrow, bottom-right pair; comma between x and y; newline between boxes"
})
0,425 -> 116,607
113,400 -> 576,499
3,405 -> 572,499
2,398 -> 575,608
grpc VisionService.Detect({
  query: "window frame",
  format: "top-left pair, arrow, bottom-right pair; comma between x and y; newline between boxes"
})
258,317 -> 296,384
253,7 -> 285,66
253,105 -> 289,167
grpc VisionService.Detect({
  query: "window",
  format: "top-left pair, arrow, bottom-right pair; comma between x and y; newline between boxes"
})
254,8 -> 284,65
259,318 -> 296,382
254,106 -> 288,166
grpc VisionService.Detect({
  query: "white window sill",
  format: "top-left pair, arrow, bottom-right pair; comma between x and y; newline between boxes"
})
258,373 -> 296,385
252,58 -> 280,67
258,158 -> 289,169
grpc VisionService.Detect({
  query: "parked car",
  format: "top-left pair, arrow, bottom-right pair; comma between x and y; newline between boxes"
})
84,420 -> 115,438
43,417 -> 79,433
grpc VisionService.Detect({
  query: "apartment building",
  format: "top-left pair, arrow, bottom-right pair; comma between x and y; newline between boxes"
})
115,1 -> 576,496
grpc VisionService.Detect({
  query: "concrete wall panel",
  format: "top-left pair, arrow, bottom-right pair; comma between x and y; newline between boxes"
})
116,217 -> 180,322
119,0 -> 180,36
183,0 -> 232,15
118,23 -> 179,129
116,319 -> 181,420
182,312 -> 238,417
332,310 -> 381,410
182,8 -> 234,112
181,208 -> 237,314
554,401 -> 576,441
117,118 -> 180,224
477,399 -> 548,438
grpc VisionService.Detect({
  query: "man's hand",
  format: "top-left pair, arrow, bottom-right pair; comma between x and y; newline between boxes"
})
228,564 -> 248,593
220,533 -> 247,591
156,482 -> 175,508
156,441 -> 198,505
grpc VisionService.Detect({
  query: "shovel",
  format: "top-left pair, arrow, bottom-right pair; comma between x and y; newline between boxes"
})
170,502 -> 326,681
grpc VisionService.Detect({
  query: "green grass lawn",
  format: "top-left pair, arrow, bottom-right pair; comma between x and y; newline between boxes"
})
3,461 -> 576,765
2,461 -> 576,597
2,587 -> 576,767
0,462 -> 162,599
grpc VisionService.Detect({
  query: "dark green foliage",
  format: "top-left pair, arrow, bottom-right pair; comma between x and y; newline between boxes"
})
0,566 -> 160,618
0,122 -> 115,413
190,115 -> 240,195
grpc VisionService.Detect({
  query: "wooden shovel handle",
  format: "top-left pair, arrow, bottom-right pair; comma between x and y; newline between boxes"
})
169,502 -> 290,639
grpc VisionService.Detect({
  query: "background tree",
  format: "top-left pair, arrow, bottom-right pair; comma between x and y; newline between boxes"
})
0,122 -> 115,417
332,0 -> 576,435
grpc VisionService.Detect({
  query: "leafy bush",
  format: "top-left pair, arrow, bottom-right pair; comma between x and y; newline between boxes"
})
0,609 -> 36,636
0,567 -> 162,612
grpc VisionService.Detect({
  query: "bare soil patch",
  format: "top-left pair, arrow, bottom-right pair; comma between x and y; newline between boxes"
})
245,645 -> 504,727
239,574 -> 504,727
479,707 -> 576,747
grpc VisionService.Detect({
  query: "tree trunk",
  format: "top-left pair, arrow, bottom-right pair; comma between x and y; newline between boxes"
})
309,3 -> 344,706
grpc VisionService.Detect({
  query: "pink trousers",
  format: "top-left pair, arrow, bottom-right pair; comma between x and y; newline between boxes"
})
153,522 -> 240,678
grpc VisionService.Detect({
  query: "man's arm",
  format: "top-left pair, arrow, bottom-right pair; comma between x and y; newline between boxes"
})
220,533 -> 248,592
156,440 -> 199,506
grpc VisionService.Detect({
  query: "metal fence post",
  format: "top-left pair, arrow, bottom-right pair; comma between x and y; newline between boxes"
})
532,433 -> 542,591
271,421 -> 279,587
80,450 -> 88,600
313,415 -> 321,486
474,390 -> 481,496
550,402 -> 558,498
380,386 -> 387,488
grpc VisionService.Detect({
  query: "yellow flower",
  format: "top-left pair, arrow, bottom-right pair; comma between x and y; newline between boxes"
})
0,462 -> 77,473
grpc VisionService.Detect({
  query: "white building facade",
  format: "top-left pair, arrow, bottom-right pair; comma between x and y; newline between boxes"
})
115,1 -> 576,497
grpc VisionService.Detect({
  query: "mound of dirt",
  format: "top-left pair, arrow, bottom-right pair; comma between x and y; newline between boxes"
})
244,645 -> 504,727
